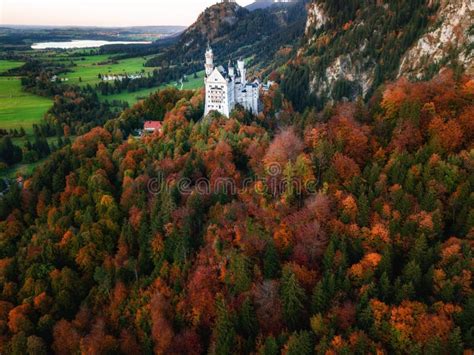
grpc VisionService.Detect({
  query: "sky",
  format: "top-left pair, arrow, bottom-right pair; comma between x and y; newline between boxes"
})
0,0 -> 254,27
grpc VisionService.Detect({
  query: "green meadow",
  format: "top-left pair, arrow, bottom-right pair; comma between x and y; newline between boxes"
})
59,55 -> 159,86
101,70 -> 205,105
0,60 -> 24,73
0,60 -> 52,134
178,70 -> 206,90
0,77 -> 52,134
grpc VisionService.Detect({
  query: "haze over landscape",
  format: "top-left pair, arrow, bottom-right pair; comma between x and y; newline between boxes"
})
0,0 -> 254,26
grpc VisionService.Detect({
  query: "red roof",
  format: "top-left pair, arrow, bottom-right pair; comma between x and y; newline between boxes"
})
144,121 -> 163,131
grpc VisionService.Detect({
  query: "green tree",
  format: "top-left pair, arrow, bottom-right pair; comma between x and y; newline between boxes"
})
357,193 -> 370,227
312,281 -> 326,314
0,136 -> 22,166
213,295 -> 236,355
229,253 -> 252,294
281,267 -> 306,329
379,272 -> 392,302
448,327 -> 464,355
285,331 -> 312,355
263,241 -> 280,279
238,297 -> 258,352
259,336 -> 279,355
10,332 -> 27,355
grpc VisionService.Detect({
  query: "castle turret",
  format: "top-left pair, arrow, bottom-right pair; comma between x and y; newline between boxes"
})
228,60 -> 235,78
237,59 -> 246,85
205,45 -> 214,76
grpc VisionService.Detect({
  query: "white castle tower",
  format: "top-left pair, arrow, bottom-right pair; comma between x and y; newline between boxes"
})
237,59 -> 246,85
204,46 -> 271,117
205,45 -> 214,76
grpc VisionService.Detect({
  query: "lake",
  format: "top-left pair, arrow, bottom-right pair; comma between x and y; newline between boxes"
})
31,40 -> 151,50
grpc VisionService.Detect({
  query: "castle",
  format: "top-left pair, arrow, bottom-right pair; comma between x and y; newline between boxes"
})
204,45 -> 271,117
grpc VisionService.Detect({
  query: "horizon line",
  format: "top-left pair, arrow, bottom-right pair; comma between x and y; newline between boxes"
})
0,24 -> 188,29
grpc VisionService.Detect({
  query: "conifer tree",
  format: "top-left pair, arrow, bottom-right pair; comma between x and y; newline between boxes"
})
379,272 -> 392,302
263,241 -> 280,279
213,295 -> 236,355
281,267 -> 306,329
229,253 -> 252,294
448,327 -> 464,355
285,331 -> 312,355
238,297 -> 258,352
312,281 -> 326,314
357,193 -> 370,227
259,336 -> 279,355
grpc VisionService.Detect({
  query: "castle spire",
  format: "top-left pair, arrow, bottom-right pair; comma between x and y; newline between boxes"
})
205,44 -> 214,77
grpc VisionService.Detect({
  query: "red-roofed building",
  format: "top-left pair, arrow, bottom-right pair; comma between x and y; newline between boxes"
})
144,121 -> 163,134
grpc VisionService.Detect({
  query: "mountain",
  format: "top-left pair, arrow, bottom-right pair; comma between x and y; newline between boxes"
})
246,0 -> 275,11
281,0 -> 473,109
246,0 -> 299,11
146,1 -> 308,75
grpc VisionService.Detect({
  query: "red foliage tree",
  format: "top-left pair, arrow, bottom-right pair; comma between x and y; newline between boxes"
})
150,291 -> 174,355
52,320 -> 81,355
332,153 -> 360,182
263,127 -> 304,170
80,318 -> 117,355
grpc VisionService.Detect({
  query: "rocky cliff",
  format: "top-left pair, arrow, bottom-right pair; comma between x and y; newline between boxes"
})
398,0 -> 473,79
295,0 -> 473,105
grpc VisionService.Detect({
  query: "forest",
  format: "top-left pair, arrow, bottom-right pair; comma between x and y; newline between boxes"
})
0,68 -> 472,354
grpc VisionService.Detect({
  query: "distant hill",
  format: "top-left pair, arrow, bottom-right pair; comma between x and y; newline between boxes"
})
246,0 -> 274,11
246,0 -> 299,11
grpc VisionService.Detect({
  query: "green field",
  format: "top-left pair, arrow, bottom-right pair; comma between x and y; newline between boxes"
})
59,55 -> 159,86
0,77 -> 52,133
101,87 -> 163,105
101,70 -> 205,105
178,70 -> 206,90
0,60 -> 24,74
0,159 -> 46,179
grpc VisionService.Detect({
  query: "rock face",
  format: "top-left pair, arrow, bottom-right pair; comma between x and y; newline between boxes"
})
184,2 -> 245,43
298,0 -> 474,103
305,1 -> 326,34
398,0 -> 474,78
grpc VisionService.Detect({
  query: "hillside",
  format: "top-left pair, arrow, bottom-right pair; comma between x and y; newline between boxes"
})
146,1 -> 308,75
281,0 -> 473,110
0,69 -> 473,354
